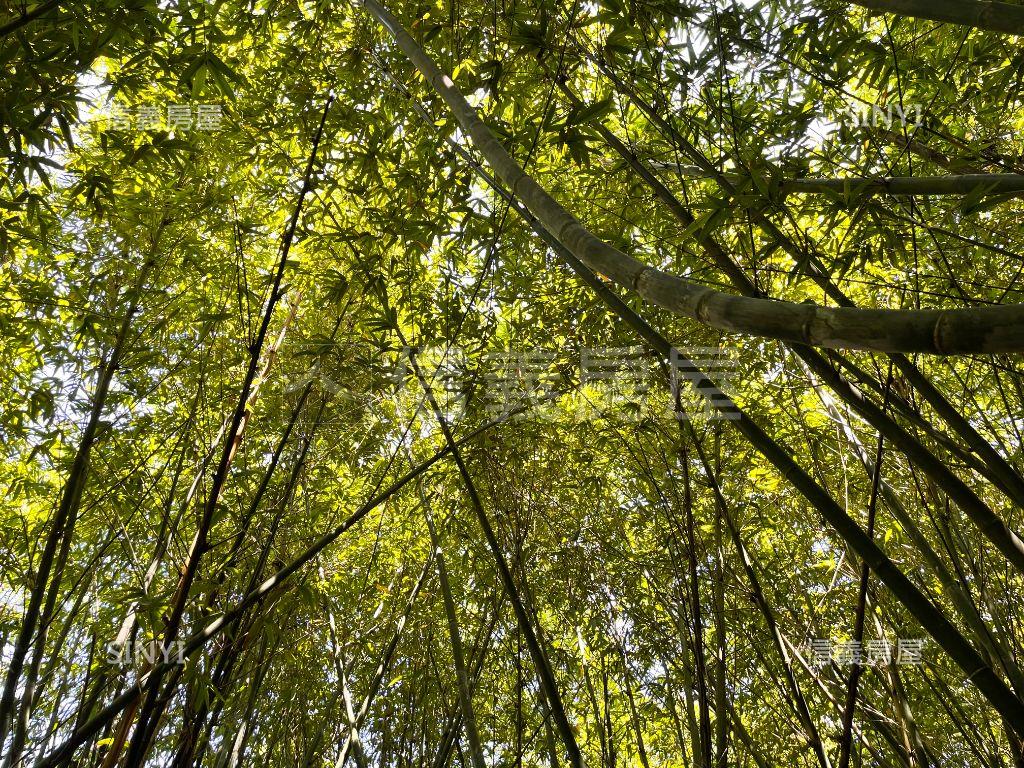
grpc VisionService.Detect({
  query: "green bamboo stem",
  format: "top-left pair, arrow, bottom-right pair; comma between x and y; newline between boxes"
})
398,330 -> 587,768
420,488 -> 487,768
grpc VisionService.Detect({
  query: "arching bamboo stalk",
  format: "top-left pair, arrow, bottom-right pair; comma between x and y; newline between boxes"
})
847,0 -> 1024,35
360,0 -> 1024,354
551,73 -> 1024,577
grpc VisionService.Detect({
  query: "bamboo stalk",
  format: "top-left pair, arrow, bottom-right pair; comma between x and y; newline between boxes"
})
688,429 -> 832,768
646,164 -> 1024,197
838,409 -> 888,768
783,173 -> 1024,196
362,0 -> 1024,354
398,330 -> 587,768
847,0 -> 1024,35
422,505 -> 488,768
678,439 -> 713,768
118,96 -> 334,767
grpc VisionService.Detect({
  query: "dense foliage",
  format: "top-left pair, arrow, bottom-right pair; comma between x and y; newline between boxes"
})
2,0 -> 1024,766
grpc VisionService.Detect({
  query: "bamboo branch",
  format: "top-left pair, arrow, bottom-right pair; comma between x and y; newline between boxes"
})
0,0 -> 60,37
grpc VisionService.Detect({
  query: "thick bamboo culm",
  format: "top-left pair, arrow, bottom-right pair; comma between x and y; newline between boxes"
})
361,0 -> 1024,355
848,0 -> 1024,35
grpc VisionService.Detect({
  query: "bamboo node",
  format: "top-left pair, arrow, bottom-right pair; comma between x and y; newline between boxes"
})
801,305 -> 819,345
693,286 -> 716,322
631,265 -> 652,292
933,311 -> 951,355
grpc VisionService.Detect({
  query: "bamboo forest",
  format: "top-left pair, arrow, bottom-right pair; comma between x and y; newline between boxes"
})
6,0 -> 1024,765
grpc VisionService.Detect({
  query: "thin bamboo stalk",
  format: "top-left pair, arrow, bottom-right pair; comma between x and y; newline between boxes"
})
398,329 -> 586,768
782,174 -> 1024,196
